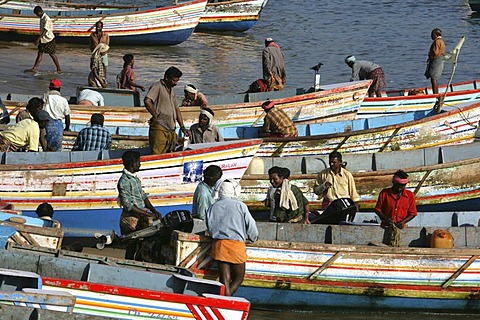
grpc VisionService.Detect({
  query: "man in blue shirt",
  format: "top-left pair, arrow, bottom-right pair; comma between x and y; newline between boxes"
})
192,165 -> 223,220
72,113 -> 112,151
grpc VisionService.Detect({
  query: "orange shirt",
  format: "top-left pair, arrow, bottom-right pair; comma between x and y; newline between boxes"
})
428,36 -> 445,60
375,188 -> 417,226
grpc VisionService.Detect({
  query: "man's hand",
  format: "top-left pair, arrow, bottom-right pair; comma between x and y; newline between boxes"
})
181,126 -> 190,137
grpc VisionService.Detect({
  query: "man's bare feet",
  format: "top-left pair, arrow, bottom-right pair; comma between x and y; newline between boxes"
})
56,69 -> 62,74
24,68 -> 37,73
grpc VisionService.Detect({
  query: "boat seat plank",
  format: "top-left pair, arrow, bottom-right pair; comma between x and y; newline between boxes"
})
173,273 -> 223,296
206,93 -> 248,106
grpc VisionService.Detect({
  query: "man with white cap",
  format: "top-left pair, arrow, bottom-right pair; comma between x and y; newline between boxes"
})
345,55 -> 386,97
189,107 -> 224,144
206,179 -> 258,296
181,84 -> 208,108
374,170 -> 417,229
262,37 -> 286,90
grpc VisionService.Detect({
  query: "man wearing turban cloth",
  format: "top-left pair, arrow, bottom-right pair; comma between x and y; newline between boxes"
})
181,84 -> 208,108
374,170 -> 417,229
189,107 -> 224,144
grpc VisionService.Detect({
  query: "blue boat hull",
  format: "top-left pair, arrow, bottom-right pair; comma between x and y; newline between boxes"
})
196,20 -> 257,32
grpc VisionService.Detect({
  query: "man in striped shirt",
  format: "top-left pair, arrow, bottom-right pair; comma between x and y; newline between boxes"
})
259,100 -> 297,137
72,113 -> 112,151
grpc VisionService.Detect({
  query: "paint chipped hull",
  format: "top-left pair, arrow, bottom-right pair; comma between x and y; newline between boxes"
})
171,231 -> 480,311
197,0 -> 269,32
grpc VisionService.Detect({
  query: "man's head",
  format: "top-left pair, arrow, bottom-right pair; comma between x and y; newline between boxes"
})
123,54 -> 134,66
26,97 -> 44,116
91,113 -> 104,126
431,28 -> 442,40
203,165 -> 222,188
122,150 -> 141,173
392,170 -> 409,194
33,6 -> 43,17
261,100 -> 275,112
217,179 -> 241,198
268,166 -> 285,188
328,151 -> 343,173
33,110 -> 52,129
199,107 -> 214,130
264,37 -> 273,47
49,78 -> 62,91
95,21 -> 103,33
36,202 -> 54,219
164,66 -> 182,88
184,84 -> 197,100
345,55 -> 356,68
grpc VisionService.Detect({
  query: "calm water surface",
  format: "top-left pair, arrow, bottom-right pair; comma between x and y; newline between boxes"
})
2,0 -> 480,318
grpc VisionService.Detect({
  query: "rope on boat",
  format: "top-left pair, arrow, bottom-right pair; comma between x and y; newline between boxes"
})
385,223 -> 400,247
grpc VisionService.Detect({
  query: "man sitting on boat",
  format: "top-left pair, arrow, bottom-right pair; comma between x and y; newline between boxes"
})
192,165 -> 223,220
374,170 -> 417,229
77,89 -> 105,107
265,166 -> 310,223
117,150 -> 161,260
345,55 -> 386,97
0,103 -> 51,152
311,151 -> 359,224
181,84 -> 208,108
206,179 -> 258,296
72,114 -> 112,151
259,100 -> 297,137
189,107 -> 224,144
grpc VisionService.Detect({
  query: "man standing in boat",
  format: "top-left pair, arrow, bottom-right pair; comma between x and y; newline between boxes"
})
206,179 -> 258,296
43,79 -> 70,151
374,170 -> 417,229
144,66 -> 190,154
425,28 -> 446,94
345,55 -> 386,97
26,6 -> 62,74
90,21 -> 110,79
311,151 -> 359,224
262,37 -> 286,91
192,165 -> 223,220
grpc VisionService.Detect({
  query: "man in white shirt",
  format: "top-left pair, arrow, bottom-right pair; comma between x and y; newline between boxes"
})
77,89 -> 105,106
26,6 -> 61,74
44,79 -> 70,151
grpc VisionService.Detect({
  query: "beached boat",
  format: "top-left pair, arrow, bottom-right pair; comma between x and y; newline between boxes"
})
359,79 -> 480,118
197,0 -> 269,32
0,139 -> 261,239
1,244 -> 250,319
0,0 -> 207,45
170,229 -> 480,311
2,80 -> 371,134
240,142 -> 480,212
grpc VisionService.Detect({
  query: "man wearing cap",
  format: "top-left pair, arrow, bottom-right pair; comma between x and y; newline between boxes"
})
374,170 -> 417,229
259,100 -> 297,138
206,179 -> 258,296
345,55 -> 386,97
72,113 -> 112,151
189,107 -> 224,144
26,6 -> 62,74
425,28 -> 446,94
144,66 -> 190,154
262,37 -> 286,91
43,79 -> 71,151
181,84 -> 208,108
0,99 -> 51,152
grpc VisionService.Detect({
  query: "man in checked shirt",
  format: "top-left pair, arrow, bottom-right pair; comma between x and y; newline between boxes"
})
72,113 -> 112,151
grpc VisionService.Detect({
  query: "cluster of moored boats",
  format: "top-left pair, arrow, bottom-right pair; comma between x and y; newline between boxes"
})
1,0 -> 480,317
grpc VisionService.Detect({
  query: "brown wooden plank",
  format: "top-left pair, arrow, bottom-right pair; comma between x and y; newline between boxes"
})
308,251 -> 342,280
441,255 -> 478,288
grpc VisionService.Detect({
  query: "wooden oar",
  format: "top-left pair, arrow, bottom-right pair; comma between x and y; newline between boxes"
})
434,36 -> 466,113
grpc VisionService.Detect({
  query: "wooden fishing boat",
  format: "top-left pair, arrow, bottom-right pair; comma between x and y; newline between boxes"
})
359,79 -> 480,118
197,0 -> 269,32
170,229 -> 480,311
3,80 -> 371,134
1,245 -> 251,319
240,142 -> 480,212
469,0 -> 480,11
0,0 -> 207,45
0,139 -> 262,239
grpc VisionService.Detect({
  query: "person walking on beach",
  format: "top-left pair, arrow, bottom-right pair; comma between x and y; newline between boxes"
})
192,165 -> 223,220
262,37 -> 286,91
345,55 -> 386,97
117,54 -> 145,92
43,79 -> 70,151
89,21 -> 110,78
26,6 -> 62,74
72,113 -> 112,151
259,100 -> 297,137
189,107 -> 224,144
144,66 -> 190,154
206,179 -> 258,296
88,43 -> 109,88
425,28 -> 446,94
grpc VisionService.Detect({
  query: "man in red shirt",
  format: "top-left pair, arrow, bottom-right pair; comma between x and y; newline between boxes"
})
374,170 -> 417,229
